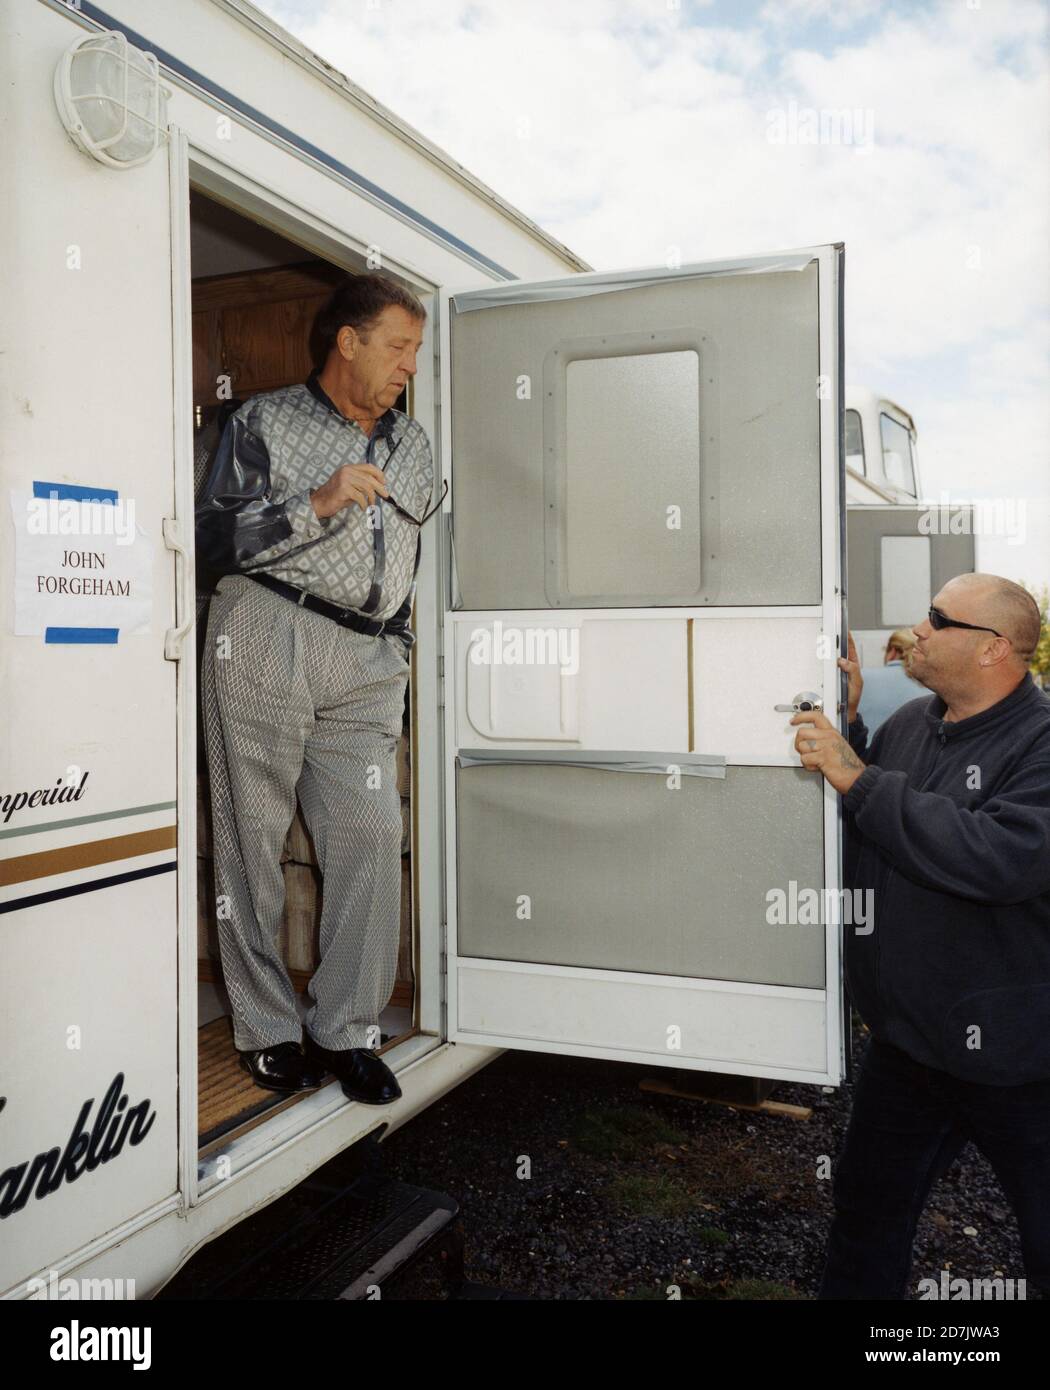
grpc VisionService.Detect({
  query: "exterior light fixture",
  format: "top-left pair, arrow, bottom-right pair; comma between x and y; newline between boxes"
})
54,29 -> 171,169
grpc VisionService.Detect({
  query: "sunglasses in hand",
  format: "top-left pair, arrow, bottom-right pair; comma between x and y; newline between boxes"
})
383,477 -> 449,528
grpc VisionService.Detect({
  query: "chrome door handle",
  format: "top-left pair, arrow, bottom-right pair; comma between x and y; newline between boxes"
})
774,691 -> 823,714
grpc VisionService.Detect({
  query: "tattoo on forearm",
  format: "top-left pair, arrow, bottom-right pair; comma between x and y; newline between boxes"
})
839,745 -> 862,771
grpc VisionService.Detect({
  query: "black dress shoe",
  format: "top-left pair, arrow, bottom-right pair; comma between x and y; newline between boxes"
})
303,1035 -> 402,1105
238,1041 -> 326,1093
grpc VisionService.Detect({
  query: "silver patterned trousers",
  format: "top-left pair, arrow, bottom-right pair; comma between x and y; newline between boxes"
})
201,573 -> 410,1052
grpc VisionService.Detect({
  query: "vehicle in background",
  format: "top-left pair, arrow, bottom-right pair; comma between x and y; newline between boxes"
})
845,387 -> 976,667
845,387 -> 921,505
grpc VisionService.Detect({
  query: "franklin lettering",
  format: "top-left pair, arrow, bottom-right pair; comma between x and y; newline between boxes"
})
0,1074 -> 156,1218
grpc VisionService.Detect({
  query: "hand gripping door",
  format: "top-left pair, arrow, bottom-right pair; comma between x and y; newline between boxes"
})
443,246 -> 846,1085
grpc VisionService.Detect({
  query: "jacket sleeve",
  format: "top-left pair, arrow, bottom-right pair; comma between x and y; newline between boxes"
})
841,758 -> 1050,904
194,411 -> 328,572
847,714 -> 871,760
847,710 -> 891,768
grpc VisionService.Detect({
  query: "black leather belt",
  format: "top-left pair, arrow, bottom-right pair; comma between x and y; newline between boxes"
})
244,571 -> 408,639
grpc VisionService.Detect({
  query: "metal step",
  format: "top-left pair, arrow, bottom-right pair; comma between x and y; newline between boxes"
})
194,1172 -> 459,1300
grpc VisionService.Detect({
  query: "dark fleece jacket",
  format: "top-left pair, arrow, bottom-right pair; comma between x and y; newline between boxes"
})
843,671 -> 1050,1085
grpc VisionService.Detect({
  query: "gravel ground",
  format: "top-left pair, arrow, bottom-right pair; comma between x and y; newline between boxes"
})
379,1017 -> 1029,1301
160,1016 -> 1030,1301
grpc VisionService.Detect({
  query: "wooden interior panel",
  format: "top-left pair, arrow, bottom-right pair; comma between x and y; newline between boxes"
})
191,259 -> 345,407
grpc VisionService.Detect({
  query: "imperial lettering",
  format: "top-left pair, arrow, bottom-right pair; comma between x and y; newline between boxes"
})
1,771 -> 89,824
0,1074 -> 157,1218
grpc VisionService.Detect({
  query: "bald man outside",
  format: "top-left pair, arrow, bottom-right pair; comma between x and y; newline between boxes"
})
789,573 -> 1050,1299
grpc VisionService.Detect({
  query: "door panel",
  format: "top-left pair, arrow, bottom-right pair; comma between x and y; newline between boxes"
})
450,263 -> 822,609
456,614 -> 688,749
456,761 -> 825,986
691,614 -> 825,761
444,246 -> 844,1084
455,966 -> 830,1077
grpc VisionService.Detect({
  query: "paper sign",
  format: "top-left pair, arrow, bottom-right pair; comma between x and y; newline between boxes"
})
10,486 -> 154,639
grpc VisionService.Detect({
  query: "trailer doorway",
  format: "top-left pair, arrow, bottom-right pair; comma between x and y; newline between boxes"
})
188,191 -> 418,1152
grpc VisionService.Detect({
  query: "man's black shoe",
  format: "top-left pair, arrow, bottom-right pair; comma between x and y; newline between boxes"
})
303,1035 -> 402,1105
238,1041 -> 326,1093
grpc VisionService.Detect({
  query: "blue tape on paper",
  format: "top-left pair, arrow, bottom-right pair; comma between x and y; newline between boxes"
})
45,628 -> 119,645
33,481 -> 119,504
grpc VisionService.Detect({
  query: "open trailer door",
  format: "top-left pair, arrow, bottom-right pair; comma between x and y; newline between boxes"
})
442,245 -> 847,1086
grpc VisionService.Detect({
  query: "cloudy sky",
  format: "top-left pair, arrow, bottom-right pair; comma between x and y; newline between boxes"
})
259,0 -> 1049,593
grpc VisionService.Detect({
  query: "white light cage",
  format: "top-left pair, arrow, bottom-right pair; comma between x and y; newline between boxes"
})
54,29 -> 171,169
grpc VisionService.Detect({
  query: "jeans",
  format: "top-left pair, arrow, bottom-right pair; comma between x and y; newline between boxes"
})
818,1035 -> 1050,1299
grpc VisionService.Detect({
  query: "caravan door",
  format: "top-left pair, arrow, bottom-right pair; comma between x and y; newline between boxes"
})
442,246 -> 846,1086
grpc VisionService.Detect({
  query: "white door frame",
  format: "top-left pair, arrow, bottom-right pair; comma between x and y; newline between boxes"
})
169,129 -> 451,1210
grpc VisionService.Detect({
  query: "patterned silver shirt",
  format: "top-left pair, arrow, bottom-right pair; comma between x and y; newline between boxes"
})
195,370 -> 434,627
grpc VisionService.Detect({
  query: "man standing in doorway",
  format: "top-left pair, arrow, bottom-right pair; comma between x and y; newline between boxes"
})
196,274 -> 433,1103
789,573 -> 1050,1298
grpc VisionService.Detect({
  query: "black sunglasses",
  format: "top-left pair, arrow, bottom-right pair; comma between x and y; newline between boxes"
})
928,605 -> 1008,640
384,478 -> 448,527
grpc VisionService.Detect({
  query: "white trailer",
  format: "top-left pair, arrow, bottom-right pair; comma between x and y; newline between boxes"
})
1,0 -> 848,1298
844,386 -> 921,507
843,389 -> 977,666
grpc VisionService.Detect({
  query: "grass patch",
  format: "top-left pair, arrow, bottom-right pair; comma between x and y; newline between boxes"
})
605,1171 -> 695,1217
697,1226 -> 730,1247
570,1104 -> 688,1160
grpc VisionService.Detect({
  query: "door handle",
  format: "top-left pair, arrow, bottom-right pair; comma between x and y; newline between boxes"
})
774,690 -> 823,714
163,516 -> 194,662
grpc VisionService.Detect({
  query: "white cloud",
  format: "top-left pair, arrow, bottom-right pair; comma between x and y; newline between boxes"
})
258,0 -> 1050,589
758,0 -> 886,29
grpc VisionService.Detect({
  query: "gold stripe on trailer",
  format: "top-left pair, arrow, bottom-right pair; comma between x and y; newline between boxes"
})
0,826 -> 178,888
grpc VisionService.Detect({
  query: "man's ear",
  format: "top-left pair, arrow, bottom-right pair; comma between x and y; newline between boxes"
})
337,325 -> 357,360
